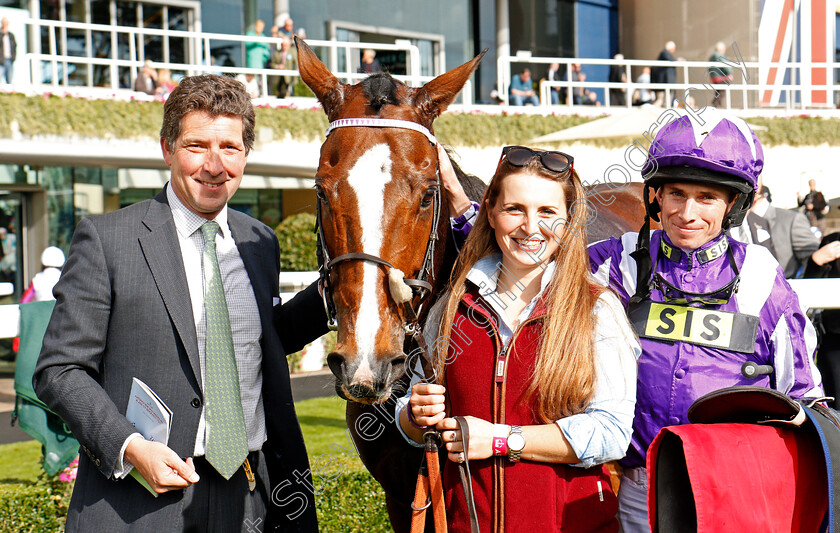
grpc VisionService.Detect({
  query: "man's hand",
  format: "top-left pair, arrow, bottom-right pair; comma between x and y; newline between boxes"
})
812,241 -> 840,266
124,438 -> 199,493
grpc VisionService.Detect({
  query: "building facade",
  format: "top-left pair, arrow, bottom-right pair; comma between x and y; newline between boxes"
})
0,0 -> 835,303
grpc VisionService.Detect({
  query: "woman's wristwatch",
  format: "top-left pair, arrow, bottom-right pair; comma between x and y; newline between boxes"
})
507,425 -> 525,462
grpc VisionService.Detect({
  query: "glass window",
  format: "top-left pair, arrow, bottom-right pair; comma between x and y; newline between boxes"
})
0,193 -> 24,300
39,167 -> 76,254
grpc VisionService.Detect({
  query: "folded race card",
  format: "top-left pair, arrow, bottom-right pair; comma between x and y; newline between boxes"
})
125,377 -> 173,496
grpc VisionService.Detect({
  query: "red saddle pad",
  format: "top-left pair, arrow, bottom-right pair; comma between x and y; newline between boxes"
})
647,423 -> 828,533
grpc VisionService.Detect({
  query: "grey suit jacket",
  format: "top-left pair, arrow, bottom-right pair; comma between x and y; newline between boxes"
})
34,189 -> 326,532
765,204 -> 820,278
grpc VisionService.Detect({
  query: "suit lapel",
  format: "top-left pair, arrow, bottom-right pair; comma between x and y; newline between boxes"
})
138,192 -> 202,387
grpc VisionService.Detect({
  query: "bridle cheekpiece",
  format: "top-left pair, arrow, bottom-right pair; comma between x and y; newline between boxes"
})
315,118 -> 442,344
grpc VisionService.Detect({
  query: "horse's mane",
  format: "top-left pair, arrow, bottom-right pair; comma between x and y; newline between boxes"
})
361,73 -> 400,113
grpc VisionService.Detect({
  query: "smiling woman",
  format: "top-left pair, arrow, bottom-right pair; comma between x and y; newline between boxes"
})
399,146 -> 641,533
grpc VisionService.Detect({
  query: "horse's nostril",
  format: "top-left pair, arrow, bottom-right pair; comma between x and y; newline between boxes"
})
390,355 -> 406,368
326,352 -> 346,381
347,384 -> 378,400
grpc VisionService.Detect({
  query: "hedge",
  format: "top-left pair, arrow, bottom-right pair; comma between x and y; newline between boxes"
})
1,92 -> 838,148
0,477 -> 70,532
314,471 -> 392,533
0,468 -> 391,533
275,212 -> 318,271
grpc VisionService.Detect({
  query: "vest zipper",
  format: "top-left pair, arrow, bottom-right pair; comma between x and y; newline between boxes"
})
495,345 -> 508,383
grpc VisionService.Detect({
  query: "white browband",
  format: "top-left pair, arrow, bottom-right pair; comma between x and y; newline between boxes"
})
325,118 -> 438,145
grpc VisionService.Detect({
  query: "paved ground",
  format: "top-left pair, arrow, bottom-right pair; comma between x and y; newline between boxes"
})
0,370 -> 336,445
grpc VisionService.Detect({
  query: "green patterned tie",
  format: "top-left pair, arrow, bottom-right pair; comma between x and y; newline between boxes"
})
201,221 -> 248,479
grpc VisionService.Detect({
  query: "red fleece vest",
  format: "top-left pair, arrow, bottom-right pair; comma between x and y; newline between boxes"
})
442,289 -> 619,533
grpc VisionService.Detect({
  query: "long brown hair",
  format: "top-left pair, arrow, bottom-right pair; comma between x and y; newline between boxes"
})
435,155 -> 603,422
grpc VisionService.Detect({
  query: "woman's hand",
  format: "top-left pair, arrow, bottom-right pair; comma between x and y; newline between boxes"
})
438,416 -> 494,463
437,144 -> 472,218
409,383 -> 447,427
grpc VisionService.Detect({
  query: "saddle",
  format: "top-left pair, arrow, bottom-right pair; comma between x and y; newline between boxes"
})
648,386 -> 840,532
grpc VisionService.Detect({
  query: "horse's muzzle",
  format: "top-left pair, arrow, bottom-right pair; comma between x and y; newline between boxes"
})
327,351 -> 406,404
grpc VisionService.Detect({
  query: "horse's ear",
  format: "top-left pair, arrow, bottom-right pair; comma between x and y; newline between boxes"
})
296,36 -> 346,117
413,49 -> 487,124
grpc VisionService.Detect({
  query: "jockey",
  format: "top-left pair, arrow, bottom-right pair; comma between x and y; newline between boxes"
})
587,107 -> 824,532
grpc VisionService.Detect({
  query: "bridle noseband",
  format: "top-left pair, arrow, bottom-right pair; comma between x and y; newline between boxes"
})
315,118 -> 442,342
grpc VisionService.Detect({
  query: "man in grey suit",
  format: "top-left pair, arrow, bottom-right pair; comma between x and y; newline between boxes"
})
754,185 -> 821,278
34,75 -> 327,532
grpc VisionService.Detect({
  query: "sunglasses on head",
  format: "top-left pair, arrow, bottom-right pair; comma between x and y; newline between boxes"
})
501,146 -> 574,174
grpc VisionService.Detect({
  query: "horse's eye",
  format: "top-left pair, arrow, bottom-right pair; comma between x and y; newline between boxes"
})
421,187 -> 437,208
315,185 -> 328,205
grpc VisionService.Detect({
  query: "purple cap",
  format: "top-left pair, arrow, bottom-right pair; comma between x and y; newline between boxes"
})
641,108 -> 763,193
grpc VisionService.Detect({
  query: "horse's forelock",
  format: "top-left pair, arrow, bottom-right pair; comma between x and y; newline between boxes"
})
361,74 -> 401,113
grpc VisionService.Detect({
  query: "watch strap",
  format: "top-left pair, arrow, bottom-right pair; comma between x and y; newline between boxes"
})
508,425 -> 524,462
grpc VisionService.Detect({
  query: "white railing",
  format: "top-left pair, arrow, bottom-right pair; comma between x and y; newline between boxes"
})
498,55 -> 840,111
20,18 -> 481,104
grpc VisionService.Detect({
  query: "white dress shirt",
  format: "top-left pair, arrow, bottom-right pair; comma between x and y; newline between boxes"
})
115,185 -> 265,477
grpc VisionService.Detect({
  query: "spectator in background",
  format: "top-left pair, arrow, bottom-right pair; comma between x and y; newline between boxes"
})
545,62 -> 561,105
155,68 -> 177,100
583,91 -> 601,106
268,26 -> 282,95
799,178 -> 829,235
609,53 -> 627,106
296,28 -> 306,40
633,66 -> 654,105
134,60 -> 158,95
740,184 -> 821,278
0,226 -> 16,283
236,72 -> 260,98
804,232 -> 840,406
245,19 -> 270,73
708,41 -> 733,108
279,17 -> 294,38
20,246 -> 65,303
509,67 -> 540,106
358,49 -> 382,74
0,17 -> 16,84
651,41 -> 679,106
269,36 -> 297,97
560,63 -> 585,105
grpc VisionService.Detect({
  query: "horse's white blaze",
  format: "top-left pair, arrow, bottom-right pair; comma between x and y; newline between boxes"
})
347,143 -> 393,381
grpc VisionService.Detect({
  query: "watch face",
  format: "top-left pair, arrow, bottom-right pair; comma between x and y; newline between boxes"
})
508,433 -> 525,451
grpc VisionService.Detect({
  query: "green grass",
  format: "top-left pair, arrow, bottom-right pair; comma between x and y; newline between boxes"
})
297,395 -> 369,474
0,396 -> 392,533
0,440 -> 43,485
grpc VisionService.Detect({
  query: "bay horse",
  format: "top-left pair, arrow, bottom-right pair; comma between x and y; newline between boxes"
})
295,36 -> 655,531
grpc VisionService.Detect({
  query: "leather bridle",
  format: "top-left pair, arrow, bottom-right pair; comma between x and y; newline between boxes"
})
316,117 -> 479,533
315,118 -> 442,361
